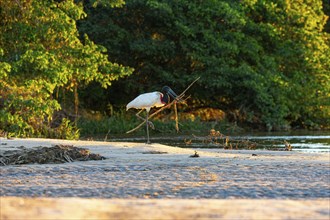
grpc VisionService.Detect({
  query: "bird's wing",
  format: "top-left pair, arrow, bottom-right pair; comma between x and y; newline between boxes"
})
126,92 -> 163,110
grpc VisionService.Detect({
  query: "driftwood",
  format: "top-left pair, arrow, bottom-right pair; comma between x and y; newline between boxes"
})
126,77 -> 200,134
0,145 -> 106,166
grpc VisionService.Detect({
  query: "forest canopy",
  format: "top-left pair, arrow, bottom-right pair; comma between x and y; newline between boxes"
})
0,0 -> 133,137
0,0 -> 329,138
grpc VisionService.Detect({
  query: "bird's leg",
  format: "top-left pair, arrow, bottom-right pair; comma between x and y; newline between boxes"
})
147,120 -> 155,130
135,109 -> 145,121
136,110 -> 154,129
146,110 -> 151,144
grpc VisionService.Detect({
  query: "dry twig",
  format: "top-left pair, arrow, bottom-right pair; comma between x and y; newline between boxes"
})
126,77 -> 200,134
0,145 -> 106,166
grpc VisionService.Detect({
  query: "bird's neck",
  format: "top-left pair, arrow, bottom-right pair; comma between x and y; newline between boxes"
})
160,93 -> 169,104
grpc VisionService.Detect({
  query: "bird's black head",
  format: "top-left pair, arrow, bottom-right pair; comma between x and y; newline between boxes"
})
161,86 -> 178,104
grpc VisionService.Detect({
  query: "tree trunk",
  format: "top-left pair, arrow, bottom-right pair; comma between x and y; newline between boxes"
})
74,83 -> 79,122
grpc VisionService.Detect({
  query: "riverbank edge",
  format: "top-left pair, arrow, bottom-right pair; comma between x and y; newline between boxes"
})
1,138 -> 329,220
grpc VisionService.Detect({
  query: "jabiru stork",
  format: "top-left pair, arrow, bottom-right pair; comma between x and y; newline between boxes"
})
126,86 -> 178,144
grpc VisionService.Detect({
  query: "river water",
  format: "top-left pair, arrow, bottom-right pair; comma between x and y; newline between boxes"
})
108,130 -> 330,153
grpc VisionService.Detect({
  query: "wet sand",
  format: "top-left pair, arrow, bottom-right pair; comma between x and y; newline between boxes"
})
1,138 -> 329,219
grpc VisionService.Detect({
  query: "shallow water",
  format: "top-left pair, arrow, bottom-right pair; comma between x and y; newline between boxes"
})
108,131 -> 330,153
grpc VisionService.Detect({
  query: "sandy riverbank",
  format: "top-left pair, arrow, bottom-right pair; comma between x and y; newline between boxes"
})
1,138 -> 329,219
1,197 -> 329,220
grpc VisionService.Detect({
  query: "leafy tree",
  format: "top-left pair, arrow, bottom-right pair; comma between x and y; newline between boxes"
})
80,0 -> 329,130
0,0 -> 133,137
322,0 -> 330,32
244,0 -> 330,128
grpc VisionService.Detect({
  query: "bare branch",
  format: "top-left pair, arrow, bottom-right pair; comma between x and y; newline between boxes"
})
174,102 -> 179,133
126,77 -> 200,134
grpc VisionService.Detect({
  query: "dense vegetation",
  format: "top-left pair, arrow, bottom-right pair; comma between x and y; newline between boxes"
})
1,0 -> 329,138
0,0 -> 132,138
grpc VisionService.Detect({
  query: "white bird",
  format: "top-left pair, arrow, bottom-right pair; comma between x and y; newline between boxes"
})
126,86 -> 178,144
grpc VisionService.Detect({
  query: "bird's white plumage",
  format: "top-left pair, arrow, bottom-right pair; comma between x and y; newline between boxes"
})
126,92 -> 164,112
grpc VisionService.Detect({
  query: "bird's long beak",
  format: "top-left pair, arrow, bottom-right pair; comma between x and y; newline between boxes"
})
167,87 -> 178,99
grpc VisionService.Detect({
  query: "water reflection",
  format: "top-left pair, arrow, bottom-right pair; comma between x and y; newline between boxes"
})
107,131 -> 330,153
236,135 -> 330,153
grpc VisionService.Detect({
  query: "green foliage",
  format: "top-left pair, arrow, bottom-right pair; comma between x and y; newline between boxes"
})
80,0 -> 330,130
51,118 -> 80,140
77,111 -> 132,136
0,0 -> 133,137
0,78 -> 61,137
89,0 -> 126,8
245,0 -> 330,129
1,0 -> 329,138
77,112 -> 234,138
